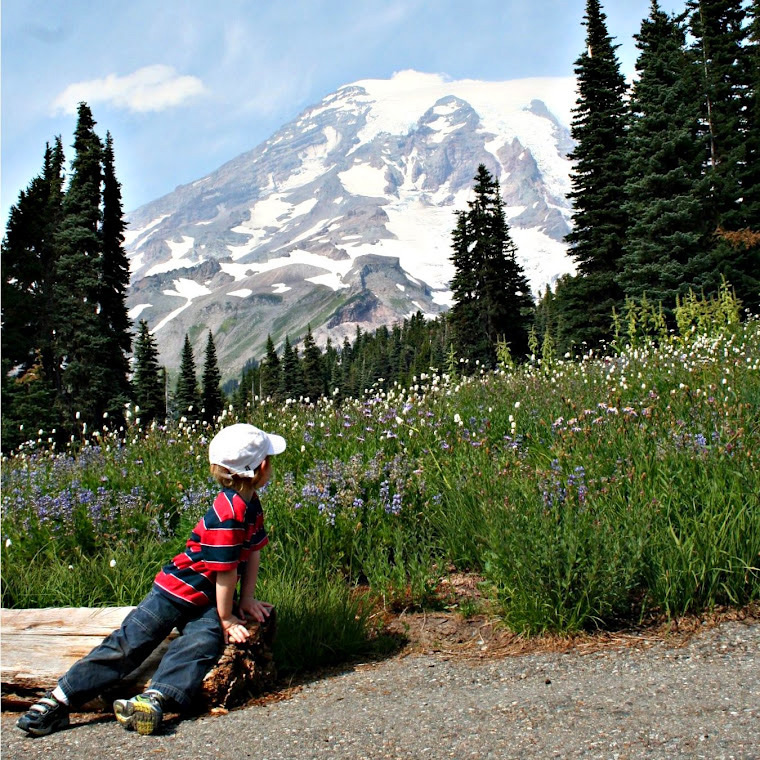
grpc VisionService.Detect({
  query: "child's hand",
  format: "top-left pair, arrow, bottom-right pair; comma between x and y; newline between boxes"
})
220,614 -> 249,644
238,599 -> 274,623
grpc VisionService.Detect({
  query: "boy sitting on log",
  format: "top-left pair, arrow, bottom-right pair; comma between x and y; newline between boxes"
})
16,423 -> 285,737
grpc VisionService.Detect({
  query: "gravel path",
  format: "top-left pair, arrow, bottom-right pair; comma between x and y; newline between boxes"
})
2,619 -> 758,760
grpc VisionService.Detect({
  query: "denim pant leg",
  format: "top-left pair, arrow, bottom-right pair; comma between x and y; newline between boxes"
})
59,590 -> 181,706
149,604 -> 224,708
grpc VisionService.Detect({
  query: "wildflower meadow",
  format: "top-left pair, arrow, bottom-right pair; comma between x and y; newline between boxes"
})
2,311 -> 759,672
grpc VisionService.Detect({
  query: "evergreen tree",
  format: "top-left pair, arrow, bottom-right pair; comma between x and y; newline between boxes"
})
619,1 -> 712,307
742,1 -> 760,232
1,138 -> 65,376
53,102 -> 108,428
201,331 -> 224,423
340,336 -> 355,398
301,324 -> 325,401
235,361 -> 258,412
323,337 -> 340,397
2,106 -> 134,444
448,210 -> 482,363
99,131 -> 132,421
534,285 -> 558,349
260,335 -> 281,400
687,0 -> 749,230
449,165 -> 533,368
132,320 -> 164,423
175,334 -> 201,418
686,0 -> 760,309
564,0 -> 629,346
279,335 -> 304,399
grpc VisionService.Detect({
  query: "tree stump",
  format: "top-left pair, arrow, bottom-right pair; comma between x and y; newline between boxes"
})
0,606 -> 277,712
199,610 -> 277,710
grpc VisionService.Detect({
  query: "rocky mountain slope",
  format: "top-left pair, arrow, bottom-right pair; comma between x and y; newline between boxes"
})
124,70 -> 578,378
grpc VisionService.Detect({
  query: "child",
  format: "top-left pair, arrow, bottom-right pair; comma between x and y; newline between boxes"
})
16,423 -> 285,737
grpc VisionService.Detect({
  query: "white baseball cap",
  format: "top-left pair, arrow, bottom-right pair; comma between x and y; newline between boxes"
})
208,423 -> 286,477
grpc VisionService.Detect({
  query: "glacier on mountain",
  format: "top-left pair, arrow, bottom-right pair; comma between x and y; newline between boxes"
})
125,70 -> 578,378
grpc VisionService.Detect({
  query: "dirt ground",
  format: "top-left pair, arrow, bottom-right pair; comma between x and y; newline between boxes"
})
378,573 -> 760,660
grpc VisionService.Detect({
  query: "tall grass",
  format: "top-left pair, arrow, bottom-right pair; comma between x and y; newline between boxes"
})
2,313 -> 759,669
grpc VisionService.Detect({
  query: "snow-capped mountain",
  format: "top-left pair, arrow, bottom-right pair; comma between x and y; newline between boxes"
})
125,70 -> 577,378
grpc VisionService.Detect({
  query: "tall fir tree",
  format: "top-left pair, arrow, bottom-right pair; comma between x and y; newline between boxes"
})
99,131 -> 133,421
1,139 -> 65,448
175,334 -> 201,418
53,102 -> 108,428
686,0 -> 760,307
619,1 -> 712,307
1,107 -> 133,446
448,210 -> 483,363
1,138 -> 65,376
323,337 -> 340,397
743,1 -> 760,232
301,324 -> 325,401
687,0 -> 749,229
201,331 -> 224,423
449,165 -> 533,368
234,362 -> 258,412
563,0 -> 629,346
279,335 -> 304,399
260,335 -> 281,400
132,320 -> 165,423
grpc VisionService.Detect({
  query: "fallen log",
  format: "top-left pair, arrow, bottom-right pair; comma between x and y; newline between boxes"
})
0,606 -> 277,712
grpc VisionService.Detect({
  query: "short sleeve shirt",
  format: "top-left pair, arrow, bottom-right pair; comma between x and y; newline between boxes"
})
153,488 -> 268,607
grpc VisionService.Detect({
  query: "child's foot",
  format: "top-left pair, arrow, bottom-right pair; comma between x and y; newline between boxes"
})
16,691 -> 70,736
113,690 -> 164,735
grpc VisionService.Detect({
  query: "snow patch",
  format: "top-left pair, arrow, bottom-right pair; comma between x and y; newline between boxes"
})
306,272 -> 350,290
431,290 -> 454,307
152,278 -> 213,333
167,236 -> 195,260
129,253 -> 145,275
272,283 -> 291,294
145,257 -> 195,277
123,214 -> 169,247
162,278 -> 212,300
510,227 -> 576,295
245,195 -> 293,228
234,249 -> 355,291
220,262 -> 255,281
396,283 -> 406,292
426,115 -> 463,144
277,127 -> 342,192
229,289 -> 252,298
128,303 -> 152,320
338,163 -> 387,197
292,198 -> 319,217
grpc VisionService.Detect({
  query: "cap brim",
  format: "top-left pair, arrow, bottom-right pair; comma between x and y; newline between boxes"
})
266,433 -> 287,456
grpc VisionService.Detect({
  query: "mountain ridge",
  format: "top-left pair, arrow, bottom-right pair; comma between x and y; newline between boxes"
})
124,70 -> 578,379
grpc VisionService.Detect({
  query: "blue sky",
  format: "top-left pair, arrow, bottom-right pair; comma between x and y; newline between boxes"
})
2,0 -> 685,227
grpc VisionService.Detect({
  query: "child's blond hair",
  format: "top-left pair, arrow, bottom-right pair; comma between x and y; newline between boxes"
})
210,457 -> 269,501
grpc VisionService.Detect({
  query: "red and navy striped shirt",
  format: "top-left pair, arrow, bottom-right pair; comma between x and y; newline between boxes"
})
153,488 -> 268,607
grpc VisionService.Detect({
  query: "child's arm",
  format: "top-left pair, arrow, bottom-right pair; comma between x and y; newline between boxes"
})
238,550 -> 273,622
216,568 -> 249,643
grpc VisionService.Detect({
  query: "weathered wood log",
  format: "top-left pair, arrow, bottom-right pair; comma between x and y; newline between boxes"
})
0,606 -> 277,711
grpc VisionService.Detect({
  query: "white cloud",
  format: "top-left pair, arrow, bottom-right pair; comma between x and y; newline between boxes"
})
51,64 -> 206,115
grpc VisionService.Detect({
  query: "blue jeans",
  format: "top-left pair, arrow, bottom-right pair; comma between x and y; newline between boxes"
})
58,589 -> 224,708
